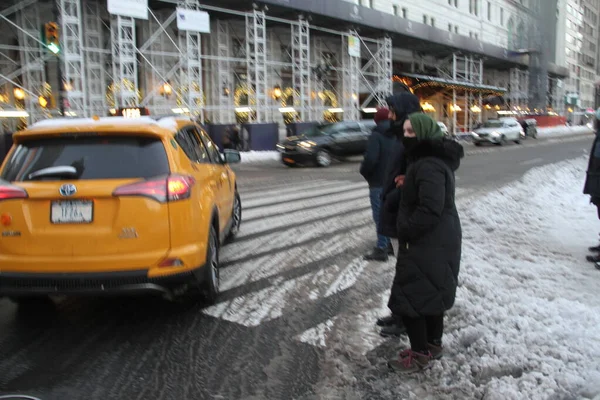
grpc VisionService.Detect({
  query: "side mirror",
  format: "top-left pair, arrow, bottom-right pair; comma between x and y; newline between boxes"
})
223,149 -> 241,164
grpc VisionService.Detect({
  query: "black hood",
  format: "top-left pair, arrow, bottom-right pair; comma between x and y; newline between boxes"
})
386,93 -> 422,123
406,139 -> 464,172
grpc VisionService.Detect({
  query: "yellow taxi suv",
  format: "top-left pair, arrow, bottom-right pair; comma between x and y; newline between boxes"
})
0,116 -> 242,305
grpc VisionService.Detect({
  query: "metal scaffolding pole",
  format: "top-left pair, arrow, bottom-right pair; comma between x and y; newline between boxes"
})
58,0 -> 87,116
311,37 -> 326,121
84,0 -> 107,116
18,6 -> 47,122
292,17 -> 310,121
140,11 -> 180,112
377,37 -> 393,104
179,0 -> 204,122
342,30 -> 359,121
215,20 -> 233,123
111,15 -> 138,107
246,9 -> 267,122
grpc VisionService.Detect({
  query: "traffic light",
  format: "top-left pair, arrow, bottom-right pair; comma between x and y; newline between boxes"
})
43,22 -> 60,54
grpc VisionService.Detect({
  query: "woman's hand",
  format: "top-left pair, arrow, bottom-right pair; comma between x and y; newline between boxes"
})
395,175 -> 405,188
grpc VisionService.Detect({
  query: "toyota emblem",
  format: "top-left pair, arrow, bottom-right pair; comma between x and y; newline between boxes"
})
59,183 -> 77,197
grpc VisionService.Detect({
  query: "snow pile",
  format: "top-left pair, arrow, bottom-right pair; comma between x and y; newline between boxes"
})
239,151 -> 280,164
537,125 -> 592,138
316,157 -> 600,399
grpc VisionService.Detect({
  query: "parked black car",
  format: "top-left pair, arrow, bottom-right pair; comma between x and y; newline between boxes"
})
276,121 -> 377,167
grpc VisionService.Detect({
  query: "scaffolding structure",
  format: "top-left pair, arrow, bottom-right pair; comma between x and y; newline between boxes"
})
291,17 -> 310,121
111,15 -> 137,107
58,0 -> 86,116
436,54 -> 484,135
508,68 -> 529,111
245,10 -> 267,123
18,6 -> 47,122
83,0 -> 106,116
0,0 -> 421,127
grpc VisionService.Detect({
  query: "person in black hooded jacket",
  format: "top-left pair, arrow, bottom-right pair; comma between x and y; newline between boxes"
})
375,92 -> 423,338
360,107 -> 396,262
583,109 -> 600,267
386,113 -> 464,374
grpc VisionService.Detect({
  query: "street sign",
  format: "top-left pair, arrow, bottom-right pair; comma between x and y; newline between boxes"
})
107,0 -> 148,20
176,8 -> 210,33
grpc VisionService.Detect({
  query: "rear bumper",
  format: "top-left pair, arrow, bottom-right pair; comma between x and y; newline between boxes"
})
0,267 -> 205,298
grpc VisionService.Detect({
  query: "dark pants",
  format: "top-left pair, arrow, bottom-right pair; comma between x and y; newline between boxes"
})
369,187 -> 390,249
402,314 -> 444,353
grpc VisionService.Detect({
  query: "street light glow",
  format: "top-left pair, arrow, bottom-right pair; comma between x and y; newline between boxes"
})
47,43 -> 60,54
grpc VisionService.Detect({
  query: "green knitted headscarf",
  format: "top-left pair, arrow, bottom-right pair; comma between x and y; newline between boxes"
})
408,113 -> 444,141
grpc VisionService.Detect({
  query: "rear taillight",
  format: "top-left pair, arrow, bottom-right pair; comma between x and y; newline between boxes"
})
113,175 -> 195,203
0,183 -> 28,201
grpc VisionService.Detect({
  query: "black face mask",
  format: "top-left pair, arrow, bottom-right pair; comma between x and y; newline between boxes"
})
402,136 -> 419,151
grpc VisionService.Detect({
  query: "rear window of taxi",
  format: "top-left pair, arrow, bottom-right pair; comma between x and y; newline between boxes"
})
1,136 -> 170,181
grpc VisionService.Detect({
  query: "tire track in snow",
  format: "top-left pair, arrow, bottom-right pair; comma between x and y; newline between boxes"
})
243,189 -> 369,222
240,179 -> 344,201
243,182 -> 367,209
240,196 -> 370,237
203,257 -> 369,327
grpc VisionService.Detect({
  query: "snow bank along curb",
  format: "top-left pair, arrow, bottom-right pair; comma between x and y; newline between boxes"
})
314,156 -> 600,400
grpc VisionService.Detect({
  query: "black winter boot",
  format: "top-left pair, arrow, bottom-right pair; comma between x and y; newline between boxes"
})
376,314 -> 398,327
380,321 -> 407,337
364,247 -> 388,262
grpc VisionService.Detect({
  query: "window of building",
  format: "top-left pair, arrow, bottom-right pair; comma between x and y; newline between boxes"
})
402,7 -> 407,18
488,2 -> 491,20
431,17 -> 435,27
393,5 -> 398,16
423,15 -> 428,24
449,23 -> 453,31
454,0 -> 458,7
500,8 -> 504,25
368,0 -> 373,8
474,0 -> 479,15
448,0 -> 452,4
455,26 -> 459,34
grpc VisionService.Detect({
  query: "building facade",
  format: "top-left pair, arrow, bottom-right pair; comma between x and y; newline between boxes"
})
559,0 -> 600,114
0,0 -> 571,134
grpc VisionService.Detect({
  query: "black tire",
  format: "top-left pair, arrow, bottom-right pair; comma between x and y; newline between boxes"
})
496,135 -> 506,146
203,224 -> 220,305
315,150 -> 332,167
225,191 -> 242,244
474,142 -> 482,147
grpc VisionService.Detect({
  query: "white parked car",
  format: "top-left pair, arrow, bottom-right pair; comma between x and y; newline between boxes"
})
471,117 -> 524,146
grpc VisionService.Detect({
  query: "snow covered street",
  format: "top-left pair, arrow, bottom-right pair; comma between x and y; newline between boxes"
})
314,156 -> 600,400
1,137 -> 598,400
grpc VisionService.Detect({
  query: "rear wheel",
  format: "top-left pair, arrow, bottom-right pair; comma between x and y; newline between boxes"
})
474,142 -> 482,147
202,224 -> 220,305
225,191 -> 242,243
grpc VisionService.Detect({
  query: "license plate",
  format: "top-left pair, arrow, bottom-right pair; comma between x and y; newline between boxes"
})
51,200 -> 93,224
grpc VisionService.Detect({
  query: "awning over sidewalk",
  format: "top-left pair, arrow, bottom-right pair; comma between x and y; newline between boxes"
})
396,73 -> 507,96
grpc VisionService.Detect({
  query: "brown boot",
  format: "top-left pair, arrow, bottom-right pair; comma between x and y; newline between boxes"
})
427,343 -> 444,360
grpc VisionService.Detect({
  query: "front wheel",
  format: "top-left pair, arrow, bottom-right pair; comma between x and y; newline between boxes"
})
203,225 -> 220,305
315,150 -> 332,167
225,191 -> 242,243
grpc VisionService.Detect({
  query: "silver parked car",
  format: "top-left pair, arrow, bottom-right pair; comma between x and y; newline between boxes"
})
471,117 -> 525,146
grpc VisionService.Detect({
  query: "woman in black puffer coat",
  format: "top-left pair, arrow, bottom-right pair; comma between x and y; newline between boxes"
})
387,113 -> 464,374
